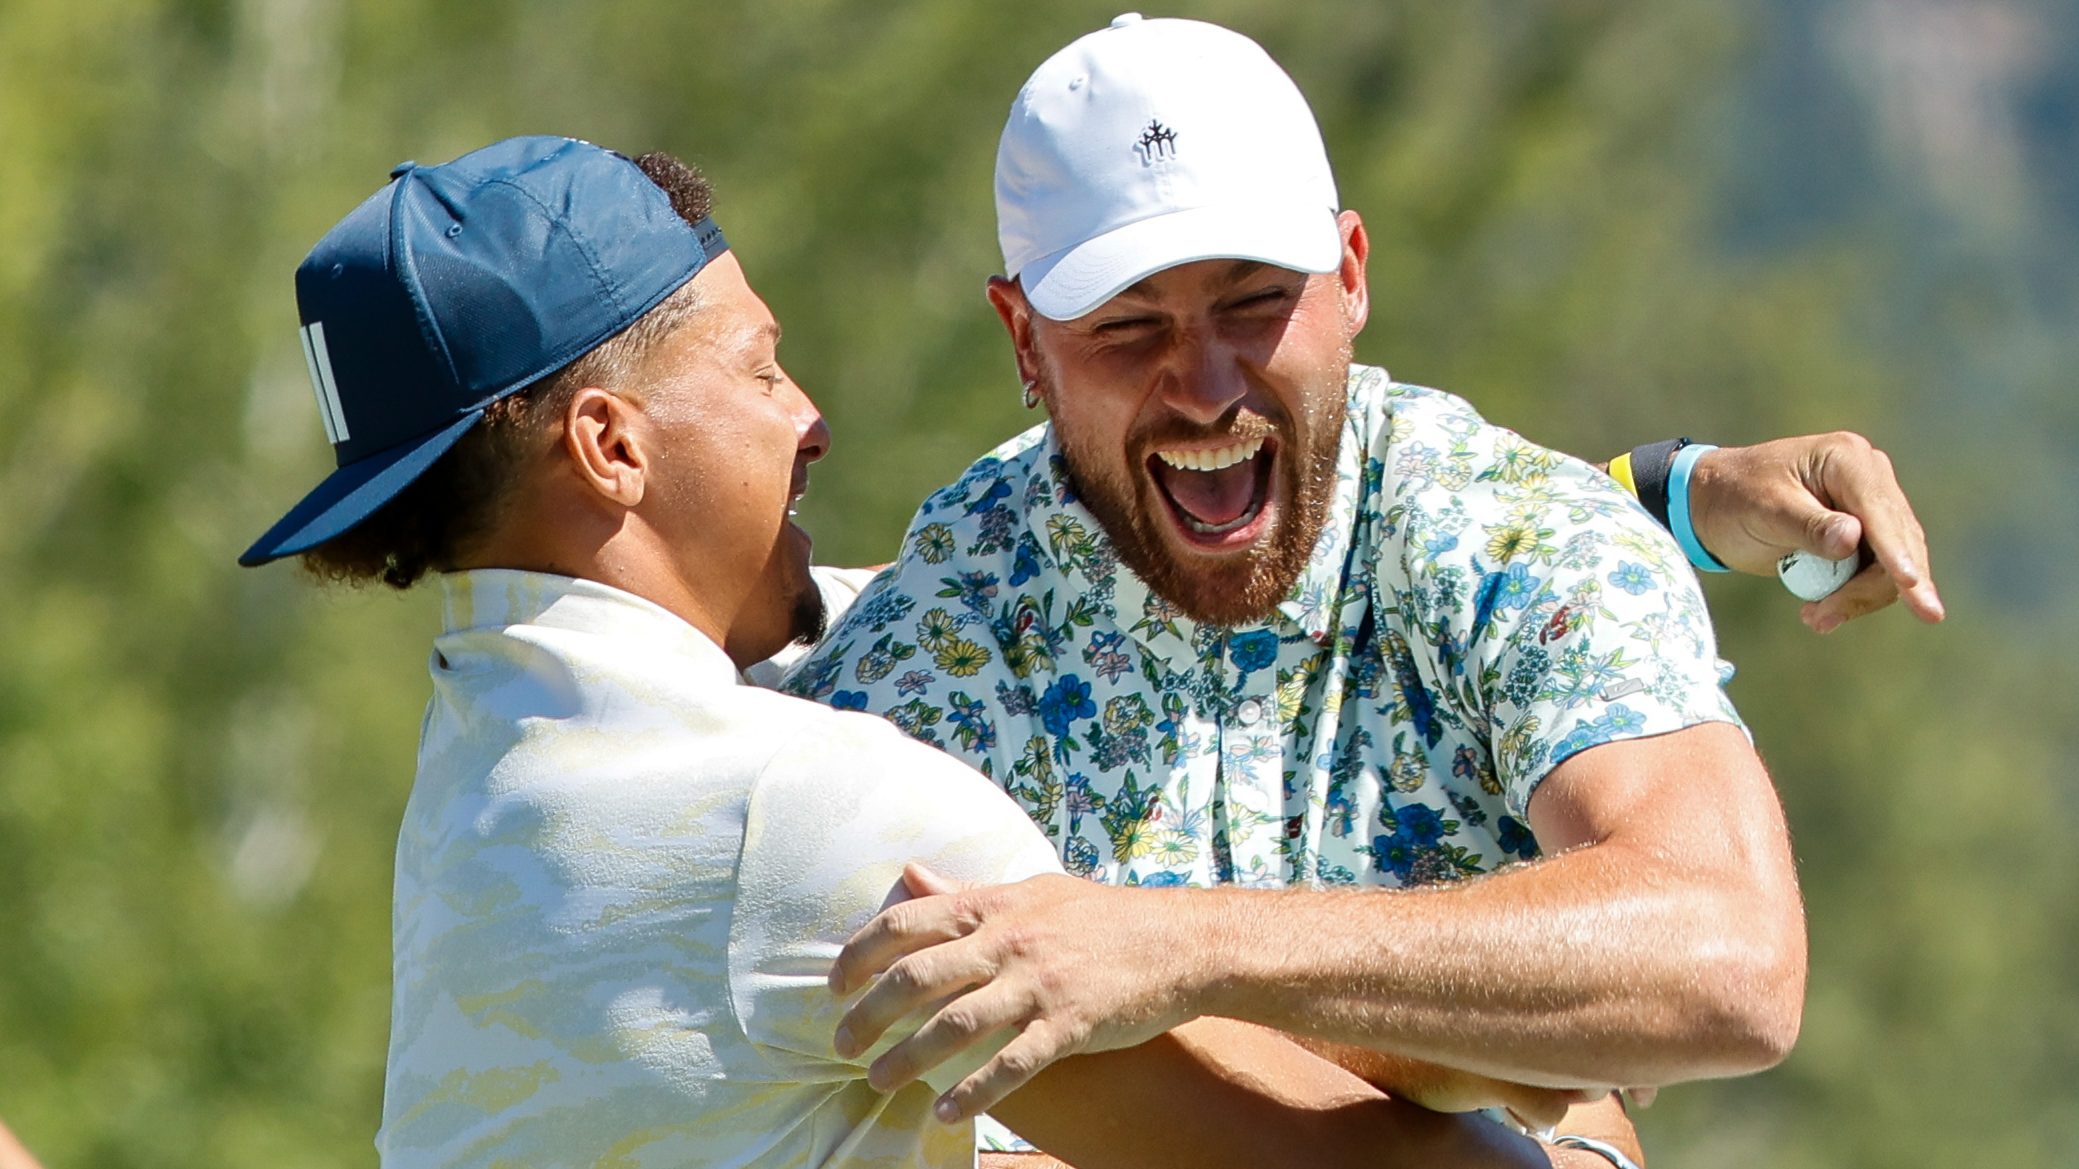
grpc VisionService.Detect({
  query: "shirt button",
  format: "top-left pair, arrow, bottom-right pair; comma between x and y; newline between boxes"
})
1235,698 -> 1265,726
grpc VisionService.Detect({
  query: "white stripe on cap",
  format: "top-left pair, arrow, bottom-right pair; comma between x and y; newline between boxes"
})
299,321 -> 350,444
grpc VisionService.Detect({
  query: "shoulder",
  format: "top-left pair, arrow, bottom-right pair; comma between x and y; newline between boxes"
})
785,424 -> 1061,711
748,696 -> 1046,853
734,700 -> 1060,935
1370,381 -> 1675,579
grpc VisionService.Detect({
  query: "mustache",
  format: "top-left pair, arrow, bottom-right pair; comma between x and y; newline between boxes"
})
1128,409 -> 1283,457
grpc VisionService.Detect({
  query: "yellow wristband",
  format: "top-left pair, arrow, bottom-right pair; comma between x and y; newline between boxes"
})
1607,452 -> 1638,499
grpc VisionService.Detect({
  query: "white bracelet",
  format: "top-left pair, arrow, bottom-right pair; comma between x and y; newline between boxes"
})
1551,1133 -> 1643,1169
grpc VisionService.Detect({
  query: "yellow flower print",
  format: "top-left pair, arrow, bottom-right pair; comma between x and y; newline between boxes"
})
1484,521 -> 1555,564
916,608 -> 958,652
914,522 -> 956,564
935,638 -> 992,677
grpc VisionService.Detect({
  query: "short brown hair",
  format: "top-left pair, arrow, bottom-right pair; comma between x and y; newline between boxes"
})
298,151 -> 714,589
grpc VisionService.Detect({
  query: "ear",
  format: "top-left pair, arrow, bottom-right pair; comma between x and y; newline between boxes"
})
562,386 -> 649,507
986,275 -> 1044,389
1334,209 -> 1371,337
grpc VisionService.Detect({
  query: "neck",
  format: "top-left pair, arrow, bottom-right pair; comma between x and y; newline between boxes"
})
457,501 -> 738,662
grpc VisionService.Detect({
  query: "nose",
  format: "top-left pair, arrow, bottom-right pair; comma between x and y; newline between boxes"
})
790,378 -> 831,464
1153,335 -> 1250,426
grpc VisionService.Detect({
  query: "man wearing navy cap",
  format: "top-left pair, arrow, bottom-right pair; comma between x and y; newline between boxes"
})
244,136 -> 1624,1168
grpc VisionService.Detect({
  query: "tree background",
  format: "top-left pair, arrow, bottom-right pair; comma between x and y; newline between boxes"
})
1,0 -> 2073,1165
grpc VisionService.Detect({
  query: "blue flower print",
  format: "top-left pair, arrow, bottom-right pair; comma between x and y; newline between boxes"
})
963,476 -> 1013,515
1607,561 -> 1653,596
1229,629 -> 1280,676
1496,815 -> 1538,859
1038,674 -> 1097,737
1549,703 -> 1650,764
830,690 -> 869,711
1009,534 -> 1045,587
1389,801 -> 1449,847
1496,563 -> 1544,610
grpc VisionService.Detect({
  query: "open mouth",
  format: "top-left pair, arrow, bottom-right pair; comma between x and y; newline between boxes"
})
1147,436 -> 1275,545
786,469 -> 809,520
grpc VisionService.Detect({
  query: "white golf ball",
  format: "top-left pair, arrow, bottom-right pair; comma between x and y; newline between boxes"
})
1777,550 -> 1858,602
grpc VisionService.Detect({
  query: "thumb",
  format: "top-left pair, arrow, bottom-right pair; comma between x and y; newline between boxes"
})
901,862 -> 966,898
1788,501 -> 1861,561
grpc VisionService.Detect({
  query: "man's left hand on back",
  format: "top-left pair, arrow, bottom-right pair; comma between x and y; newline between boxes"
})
1687,431 -> 1944,634
829,863 -> 1195,1119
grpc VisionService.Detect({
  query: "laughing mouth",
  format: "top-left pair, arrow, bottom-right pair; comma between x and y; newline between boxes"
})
787,469 -> 809,518
1149,436 -> 1273,537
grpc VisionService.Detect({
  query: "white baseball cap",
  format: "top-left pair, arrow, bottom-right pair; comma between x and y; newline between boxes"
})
995,13 -> 1343,322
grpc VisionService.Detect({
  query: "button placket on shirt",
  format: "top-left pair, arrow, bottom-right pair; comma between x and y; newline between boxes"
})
1212,631 -> 1286,887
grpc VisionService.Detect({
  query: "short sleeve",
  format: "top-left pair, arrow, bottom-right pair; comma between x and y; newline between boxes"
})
1383,400 -> 1747,820
1465,454 -> 1744,817
727,709 -> 1063,1094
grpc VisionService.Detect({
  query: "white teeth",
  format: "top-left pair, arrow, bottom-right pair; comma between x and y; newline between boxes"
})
1155,436 -> 1264,472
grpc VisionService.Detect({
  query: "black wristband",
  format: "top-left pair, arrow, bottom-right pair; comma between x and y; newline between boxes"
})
1627,438 -> 1692,531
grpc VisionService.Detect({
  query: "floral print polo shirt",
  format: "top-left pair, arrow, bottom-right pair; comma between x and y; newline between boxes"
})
784,365 -> 1742,891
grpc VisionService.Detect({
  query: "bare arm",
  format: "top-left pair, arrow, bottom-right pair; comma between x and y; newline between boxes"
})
987,1015 -> 1571,1169
832,722 -> 1805,1119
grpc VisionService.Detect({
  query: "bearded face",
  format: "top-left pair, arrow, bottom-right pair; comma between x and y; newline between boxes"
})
1024,258 -> 1357,628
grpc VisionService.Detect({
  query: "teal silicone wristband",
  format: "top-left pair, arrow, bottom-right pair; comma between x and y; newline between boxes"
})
1667,442 -> 1730,573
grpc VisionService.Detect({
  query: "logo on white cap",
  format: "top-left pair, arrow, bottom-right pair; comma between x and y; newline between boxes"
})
995,15 -> 1342,321
1136,119 -> 1179,164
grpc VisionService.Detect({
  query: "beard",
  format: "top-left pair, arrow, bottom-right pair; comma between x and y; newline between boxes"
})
787,570 -> 829,649
1039,348 -> 1349,629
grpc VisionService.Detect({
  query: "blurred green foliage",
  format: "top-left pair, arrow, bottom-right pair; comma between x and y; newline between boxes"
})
1,1 -> 2073,1165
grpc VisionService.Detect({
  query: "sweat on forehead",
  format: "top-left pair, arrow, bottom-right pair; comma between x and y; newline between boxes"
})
995,14 -> 1343,322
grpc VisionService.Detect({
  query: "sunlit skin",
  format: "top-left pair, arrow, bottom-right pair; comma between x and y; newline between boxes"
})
987,211 -> 1371,627
456,252 -> 832,668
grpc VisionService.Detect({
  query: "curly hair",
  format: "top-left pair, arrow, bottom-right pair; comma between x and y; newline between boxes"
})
298,151 -> 714,589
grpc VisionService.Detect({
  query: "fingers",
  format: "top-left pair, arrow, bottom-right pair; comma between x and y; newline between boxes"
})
1800,564 -> 1900,633
933,1021 -> 1074,1123
1623,1085 -> 1658,1109
1812,435 -> 1944,626
836,938 -> 998,1060
866,981 -> 1032,1092
830,892 -> 973,996
1792,504 -> 1862,562
902,861 -> 964,898
1504,1086 -> 1597,1131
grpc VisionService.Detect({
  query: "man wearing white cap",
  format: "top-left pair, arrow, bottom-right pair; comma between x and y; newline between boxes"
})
787,14 -> 1936,1165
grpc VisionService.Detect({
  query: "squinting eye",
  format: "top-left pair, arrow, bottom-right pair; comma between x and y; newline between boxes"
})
1093,317 -> 1157,335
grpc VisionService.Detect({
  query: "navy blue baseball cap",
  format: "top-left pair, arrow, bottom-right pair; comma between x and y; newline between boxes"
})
239,135 -> 728,567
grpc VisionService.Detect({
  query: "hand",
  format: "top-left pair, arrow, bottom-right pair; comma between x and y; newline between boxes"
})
829,864 -> 1200,1122
1687,432 -> 1944,633
1293,1037 -> 1602,1131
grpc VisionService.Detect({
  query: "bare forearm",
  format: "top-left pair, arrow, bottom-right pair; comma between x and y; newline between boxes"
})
994,1017 -> 1556,1169
1178,840 -> 1800,1086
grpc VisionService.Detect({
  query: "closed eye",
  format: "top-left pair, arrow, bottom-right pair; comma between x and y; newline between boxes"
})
1229,286 -> 1294,311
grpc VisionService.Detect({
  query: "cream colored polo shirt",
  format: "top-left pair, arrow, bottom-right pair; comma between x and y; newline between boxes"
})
377,569 -> 1060,1168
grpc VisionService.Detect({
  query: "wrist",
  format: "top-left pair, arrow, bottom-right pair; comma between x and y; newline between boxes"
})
1667,444 -> 1730,573
1178,887 -> 1276,1022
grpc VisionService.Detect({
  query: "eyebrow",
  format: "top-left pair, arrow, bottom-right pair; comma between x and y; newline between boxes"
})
1113,260 -> 1274,302
732,320 -> 781,355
